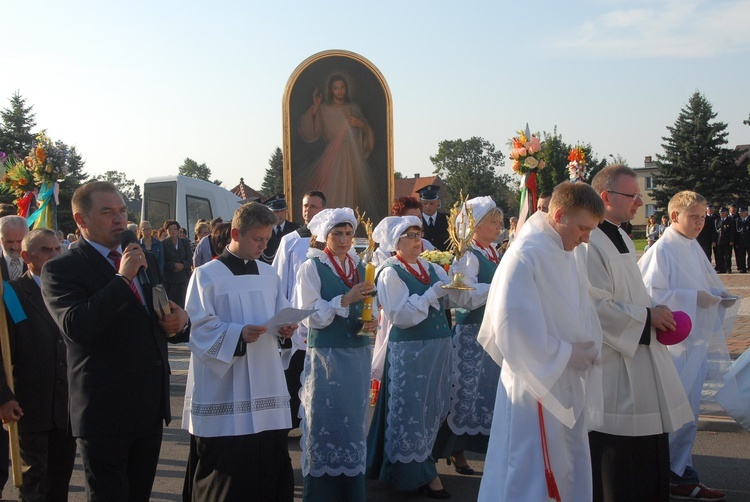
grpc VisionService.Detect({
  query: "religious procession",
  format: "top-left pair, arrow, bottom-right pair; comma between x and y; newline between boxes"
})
1,126 -> 749,502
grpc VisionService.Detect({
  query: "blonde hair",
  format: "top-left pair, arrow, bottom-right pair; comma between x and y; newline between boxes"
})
477,207 -> 504,227
549,181 -> 605,219
668,191 -> 707,216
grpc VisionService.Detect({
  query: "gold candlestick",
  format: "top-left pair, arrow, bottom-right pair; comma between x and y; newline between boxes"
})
356,208 -> 377,336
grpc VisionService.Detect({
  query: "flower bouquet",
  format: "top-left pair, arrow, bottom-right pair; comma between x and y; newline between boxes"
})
0,133 -> 68,228
567,146 -> 586,182
510,124 -> 545,232
420,250 -> 454,273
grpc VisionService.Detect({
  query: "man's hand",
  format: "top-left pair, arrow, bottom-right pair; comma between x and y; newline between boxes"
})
241,324 -> 267,344
158,300 -> 188,334
651,305 -> 676,331
697,290 -> 721,308
119,243 -> 147,281
277,324 -> 298,339
0,400 -> 23,424
568,341 -> 598,371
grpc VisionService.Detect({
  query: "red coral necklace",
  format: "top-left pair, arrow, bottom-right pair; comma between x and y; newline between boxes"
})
396,255 -> 430,284
325,248 -> 359,287
473,240 -> 499,264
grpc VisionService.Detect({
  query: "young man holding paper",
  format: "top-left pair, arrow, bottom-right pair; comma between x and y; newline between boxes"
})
182,202 -> 298,501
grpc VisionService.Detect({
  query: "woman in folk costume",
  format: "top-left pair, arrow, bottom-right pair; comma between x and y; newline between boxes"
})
432,196 -> 503,475
366,215 -> 466,500
294,207 -> 378,502
370,197 -> 435,403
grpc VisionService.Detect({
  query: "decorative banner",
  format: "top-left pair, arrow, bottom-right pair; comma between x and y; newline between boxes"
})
26,181 -> 57,230
510,124 -> 545,233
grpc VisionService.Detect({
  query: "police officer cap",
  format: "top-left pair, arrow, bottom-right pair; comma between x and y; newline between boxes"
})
741,207 -> 748,214
417,185 -> 440,201
264,194 -> 287,211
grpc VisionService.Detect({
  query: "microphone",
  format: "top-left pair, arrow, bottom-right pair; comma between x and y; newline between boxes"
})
119,230 -> 150,286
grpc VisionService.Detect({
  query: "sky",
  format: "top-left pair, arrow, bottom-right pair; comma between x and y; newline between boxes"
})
2,0 -> 749,194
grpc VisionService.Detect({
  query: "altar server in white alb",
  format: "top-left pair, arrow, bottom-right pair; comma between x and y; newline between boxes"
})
639,190 -> 738,501
182,202 -> 298,501
583,164 -> 693,502
477,182 -> 605,502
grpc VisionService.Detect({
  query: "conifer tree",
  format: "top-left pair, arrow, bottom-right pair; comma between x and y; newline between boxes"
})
651,91 -> 743,208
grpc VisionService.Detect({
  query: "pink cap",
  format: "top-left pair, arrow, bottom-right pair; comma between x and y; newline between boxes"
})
656,310 -> 692,345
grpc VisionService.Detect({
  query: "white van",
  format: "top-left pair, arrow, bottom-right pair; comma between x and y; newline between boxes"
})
141,175 -> 242,239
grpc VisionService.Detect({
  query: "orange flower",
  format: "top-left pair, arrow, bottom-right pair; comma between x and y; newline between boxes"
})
24,156 -> 33,168
35,147 -> 47,165
18,178 -> 28,186
511,160 -> 521,172
568,147 -> 585,163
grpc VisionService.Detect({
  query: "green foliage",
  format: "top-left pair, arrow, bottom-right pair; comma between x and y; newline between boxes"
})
92,170 -> 141,201
537,127 -> 610,194
179,157 -> 221,186
394,171 -> 403,179
56,145 -> 87,233
0,91 -> 36,158
261,147 -> 284,197
651,91 -> 744,209
429,137 -> 517,214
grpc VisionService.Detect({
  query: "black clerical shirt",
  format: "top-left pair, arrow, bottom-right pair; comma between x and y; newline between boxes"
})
217,249 -> 259,355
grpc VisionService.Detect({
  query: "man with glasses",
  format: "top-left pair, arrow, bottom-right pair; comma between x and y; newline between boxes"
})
580,164 -> 692,502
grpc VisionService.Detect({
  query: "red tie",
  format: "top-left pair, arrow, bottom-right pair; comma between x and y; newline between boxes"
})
108,250 -> 143,303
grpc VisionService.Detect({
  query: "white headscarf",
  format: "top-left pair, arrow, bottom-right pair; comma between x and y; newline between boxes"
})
457,196 -> 496,236
307,208 -> 358,243
372,215 -> 422,253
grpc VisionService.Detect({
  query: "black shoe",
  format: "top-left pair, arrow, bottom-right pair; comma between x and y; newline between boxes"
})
448,456 -> 477,475
419,484 -> 451,499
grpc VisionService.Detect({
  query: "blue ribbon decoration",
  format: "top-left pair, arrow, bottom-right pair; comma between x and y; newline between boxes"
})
2,281 -> 27,324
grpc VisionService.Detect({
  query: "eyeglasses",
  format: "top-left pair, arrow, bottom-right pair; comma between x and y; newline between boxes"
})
607,190 -> 642,201
399,231 -> 424,240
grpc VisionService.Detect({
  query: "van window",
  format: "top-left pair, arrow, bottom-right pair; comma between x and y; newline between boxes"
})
143,182 -> 176,230
186,195 -> 213,239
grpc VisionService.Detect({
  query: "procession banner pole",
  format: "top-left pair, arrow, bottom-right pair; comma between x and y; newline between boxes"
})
0,270 -> 24,487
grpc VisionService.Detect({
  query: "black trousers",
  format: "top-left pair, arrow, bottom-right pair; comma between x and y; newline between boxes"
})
736,245 -> 749,272
716,244 -> 732,272
183,430 -> 294,502
19,427 -> 77,502
589,430 -> 670,502
284,349 -> 306,430
77,426 -> 163,502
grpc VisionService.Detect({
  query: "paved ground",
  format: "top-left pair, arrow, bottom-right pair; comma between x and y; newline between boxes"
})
4,272 -> 750,501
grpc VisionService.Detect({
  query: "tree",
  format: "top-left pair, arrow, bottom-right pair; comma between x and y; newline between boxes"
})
650,91 -> 744,209
261,147 -> 284,196
92,170 -> 141,201
429,137 -> 516,214
179,157 -> 221,186
537,127 -> 610,194
0,91 -> 37,158
56,144 -> 88,233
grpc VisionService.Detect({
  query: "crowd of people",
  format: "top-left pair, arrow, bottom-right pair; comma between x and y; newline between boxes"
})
0,167 -> 741,501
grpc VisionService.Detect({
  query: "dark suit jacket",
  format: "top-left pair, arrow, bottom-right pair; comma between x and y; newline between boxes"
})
697,213 -> 718,249
0,249 -> 28,281
41,238 -> 188,437
717,216 -> 735,246
261,220 -> 301,265
161,237 -> 192,284
422,212 -> 450,251
0,272 -> 68,433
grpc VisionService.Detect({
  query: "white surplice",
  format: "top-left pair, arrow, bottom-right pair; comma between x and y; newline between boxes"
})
579,227 -> 693,438
272,229 -> 311,361
638,226 -> 738,474
182,259 -> 292,437
477,212 -> 603,502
